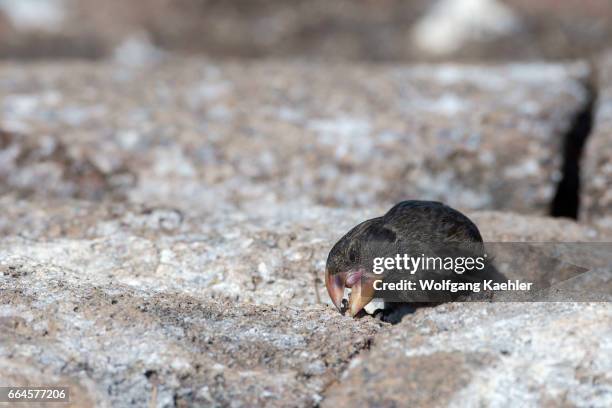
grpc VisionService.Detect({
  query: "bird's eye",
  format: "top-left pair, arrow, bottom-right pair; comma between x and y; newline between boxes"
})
348,245 -> 358,262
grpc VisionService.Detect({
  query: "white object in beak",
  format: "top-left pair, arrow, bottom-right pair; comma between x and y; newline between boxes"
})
363,299 -> 385,315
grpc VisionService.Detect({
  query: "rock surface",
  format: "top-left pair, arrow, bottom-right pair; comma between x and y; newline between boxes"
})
2,0 -> 612,61
472,211 -> 604,242
0,196 -> 610,407
1,275 -> 381,407
0,197 -> 379,307
0,199 -> 387,407
582,53 -> 612,231
0,59 -> 589,213
323,302 -> 612,408
0,55 -> 610,408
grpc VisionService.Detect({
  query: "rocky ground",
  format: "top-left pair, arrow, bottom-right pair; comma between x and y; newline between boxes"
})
582,52 -> 612,231
1,0 -> 612,61
0,59 -> 591,212
0,55 -> 610,407
0,4 -> 611,405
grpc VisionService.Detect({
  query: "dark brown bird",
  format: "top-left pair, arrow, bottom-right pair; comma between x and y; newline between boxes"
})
325,200 -> 502,317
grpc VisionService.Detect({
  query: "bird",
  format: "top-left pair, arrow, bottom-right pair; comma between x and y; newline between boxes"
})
325,200 -> 504,320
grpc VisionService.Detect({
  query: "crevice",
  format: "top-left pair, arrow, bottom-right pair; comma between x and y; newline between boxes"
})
550,66 -> 598,219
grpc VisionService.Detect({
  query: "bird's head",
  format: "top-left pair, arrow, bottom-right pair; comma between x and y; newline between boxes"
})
325,220 -> 383,317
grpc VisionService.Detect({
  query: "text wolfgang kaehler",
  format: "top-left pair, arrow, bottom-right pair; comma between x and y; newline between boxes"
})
371,254 -> 533,292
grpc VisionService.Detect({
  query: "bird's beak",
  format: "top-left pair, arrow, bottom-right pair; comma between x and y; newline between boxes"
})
325,268 -> 375,317
325,268 -> 346,312
347,277 -> 375,317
